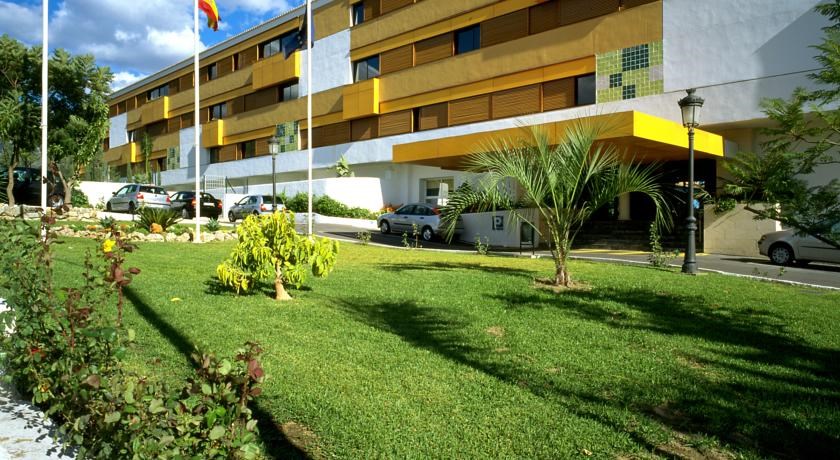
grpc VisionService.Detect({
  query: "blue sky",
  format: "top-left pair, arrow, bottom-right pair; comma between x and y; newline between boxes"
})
0,0 -> 304,90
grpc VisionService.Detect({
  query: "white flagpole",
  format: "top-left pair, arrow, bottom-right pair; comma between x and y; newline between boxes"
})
40,0 -> 48,211
306,0 -> 313,236
193,0 -> 202,242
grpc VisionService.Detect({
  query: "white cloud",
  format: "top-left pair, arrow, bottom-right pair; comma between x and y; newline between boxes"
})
233,0 -> 296,15
111,71 -> 147,91
0,1 -> 42,45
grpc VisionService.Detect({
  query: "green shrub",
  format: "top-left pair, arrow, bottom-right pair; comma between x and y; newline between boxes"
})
0,218 -> 266,459
71,187 -> 90,207
286,192 -> 309,213
99,215 -> 117,230
206,218 -> 221,232
137,207 -> 182,231
314,195 -> 349,216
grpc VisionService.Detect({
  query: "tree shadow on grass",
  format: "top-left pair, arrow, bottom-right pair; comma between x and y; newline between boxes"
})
380,261 -> 535,278
203,278 -> 312,299
336,288 -> 840,458
124,287 -> 312,460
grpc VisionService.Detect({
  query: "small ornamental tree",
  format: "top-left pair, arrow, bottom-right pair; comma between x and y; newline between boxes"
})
217,211 -> 339,300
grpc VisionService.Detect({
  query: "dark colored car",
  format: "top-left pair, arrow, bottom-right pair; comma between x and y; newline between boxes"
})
0,167 -> 65,207
169,191 -> 223,219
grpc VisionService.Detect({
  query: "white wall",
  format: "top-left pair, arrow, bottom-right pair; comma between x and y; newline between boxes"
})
178,126 -> 209,175
664,0 -> 826,92
109,113 -> 128,148
461,209 -> 541,248
299,29 -> 352,96
703,204 -> 781,256
78,181 -> 126,208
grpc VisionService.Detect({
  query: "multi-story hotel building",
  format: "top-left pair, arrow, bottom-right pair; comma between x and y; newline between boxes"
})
103,0 -> 829,217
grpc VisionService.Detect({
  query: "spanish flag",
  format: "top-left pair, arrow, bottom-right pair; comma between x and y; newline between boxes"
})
198,0 -> 220,31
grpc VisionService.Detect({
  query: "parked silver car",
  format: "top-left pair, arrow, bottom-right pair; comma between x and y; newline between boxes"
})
228,195 -> 284,222
377,203 -> 463,242
106,184 -> 171,213
758,227 -> 840,265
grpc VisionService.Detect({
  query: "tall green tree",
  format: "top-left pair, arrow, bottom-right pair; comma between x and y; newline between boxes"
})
0,35 -> 112,206
724,1 -> 840,248
441,123 -> 668,287
0,35 -> 40,206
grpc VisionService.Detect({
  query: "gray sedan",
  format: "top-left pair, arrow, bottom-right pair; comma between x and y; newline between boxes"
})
106,184 -> 170,213
228,195 -> 284,222
758,226 -> 840,265
377,203 -> 463,242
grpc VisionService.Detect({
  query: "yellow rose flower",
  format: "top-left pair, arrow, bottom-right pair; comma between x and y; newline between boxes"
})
102,239 -> 116,253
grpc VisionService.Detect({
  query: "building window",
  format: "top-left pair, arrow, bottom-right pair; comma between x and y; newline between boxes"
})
454,25 -> 480,55
146,84 -> 169,101
353,56 -> 380,82
209,147 -> 220,164
280,81 -> 299,101
260,31 -> 296,59
421,177 -> 455,205
352,2 -> 365,26
576,74 -> 596,106
210,102 -> 227,121
206,63 -> 218,81
240,140 -> 256,159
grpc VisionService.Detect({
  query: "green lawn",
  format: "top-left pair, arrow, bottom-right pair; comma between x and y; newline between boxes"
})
51,238 -> 840,459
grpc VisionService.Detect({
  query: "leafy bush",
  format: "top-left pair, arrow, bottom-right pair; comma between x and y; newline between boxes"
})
0,218 -> 266,459
206,218 -> 221,232
137,207 -> 181,231
71,187 -> 90,207
286,192 -> 309,213
217,211 -> 339,300
713,196 -> 738,215
648,223 -> 679,268
99,215 -> 116,230
313,195 -> 348,216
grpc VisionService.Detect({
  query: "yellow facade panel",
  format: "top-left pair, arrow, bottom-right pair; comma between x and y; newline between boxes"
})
252,52 -> 301,90
140,96 -> 169,125
202,120 -> 225,148
103,142 -> 137,167
342,78 -> 380,120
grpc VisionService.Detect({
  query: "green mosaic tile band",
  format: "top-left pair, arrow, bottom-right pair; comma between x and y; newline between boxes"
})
596,41 -> 663,103
275,121 -> 300,153
166,147 -> 179,170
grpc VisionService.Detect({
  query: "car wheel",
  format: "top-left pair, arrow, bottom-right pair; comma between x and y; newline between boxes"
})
252,210 -> 259,216
106,202 -> 112,212
769,243 -> 794,266
228,211 -> 236,223
181,208 -> 190,219
421,226 -> 434,242
128,202 -> 136,215
47,194 -> 64,208
379,220 -> 390,234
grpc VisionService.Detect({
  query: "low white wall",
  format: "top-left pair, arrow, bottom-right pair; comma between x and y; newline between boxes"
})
703,204 -> 782,256
461,209 -> 541,248
78,181 -> 126,208
248,177 -> 383,211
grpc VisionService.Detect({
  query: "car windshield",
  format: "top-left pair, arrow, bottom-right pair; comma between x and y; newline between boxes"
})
201,193 -> 216,200
139,186 -> 166,195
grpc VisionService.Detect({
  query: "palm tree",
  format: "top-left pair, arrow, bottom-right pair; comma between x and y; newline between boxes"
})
441,122 -> 669,287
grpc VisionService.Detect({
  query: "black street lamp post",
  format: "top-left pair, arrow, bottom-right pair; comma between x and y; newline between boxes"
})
268,135 -> 280,211
678,88 -> 704,275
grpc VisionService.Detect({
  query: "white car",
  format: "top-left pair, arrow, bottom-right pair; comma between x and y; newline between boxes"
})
758,228 -> 840,265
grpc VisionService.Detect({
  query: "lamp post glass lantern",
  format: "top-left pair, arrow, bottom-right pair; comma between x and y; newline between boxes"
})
268,135 -> 280,211
678,88 -> 704,274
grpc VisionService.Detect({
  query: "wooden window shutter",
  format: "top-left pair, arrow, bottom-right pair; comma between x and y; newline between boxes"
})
245,87 -> 277,111
135,95 -> 145,108
217,56 -> 234,78
622,0 -> 656,8
239,47 -> 258,68
109,104 -> 119,117
364,0 -> 381,20
181,112 -> 194,128
481,9 -> 529,48
179,73 -> 194,91
201,107 -> 211,124
529,0 -> 559,35
147,121 -> 167,137
418,103 -> 448,130
117,101 -> 127,113
492,84 -> 541,119
231,96 -> 245,115
219,144 -> 237,162
380,44 -> 414,74
167,117 -> 181,133
379,110 -> 412,136
380,0 -> 412,15
542,78 -> 575,111
255,137 -> 269,156
560,0 -> 620,25
351,117 -> 379,141
314,122 -> 351,147
414,33 -> 452,66
126,98 -> 137,111
449,95 -> 490,126
168,79 -> 180,95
